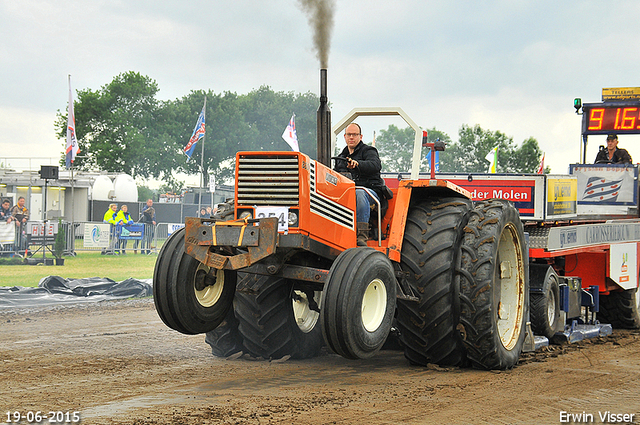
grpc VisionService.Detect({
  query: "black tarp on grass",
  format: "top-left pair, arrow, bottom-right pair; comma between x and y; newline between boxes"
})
0,276 -> 152,308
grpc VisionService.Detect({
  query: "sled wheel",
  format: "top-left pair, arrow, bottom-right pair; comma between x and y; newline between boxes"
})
321,248 -> 397,359
457,200 -> 528,370
396,197 -> 471,367
598,287 -> 640,329
530,264 -> 563,338
153,227 -> 236,335
234,274 -> 324,360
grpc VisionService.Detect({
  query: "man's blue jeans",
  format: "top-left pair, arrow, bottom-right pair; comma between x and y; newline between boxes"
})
356,188 -> 380,223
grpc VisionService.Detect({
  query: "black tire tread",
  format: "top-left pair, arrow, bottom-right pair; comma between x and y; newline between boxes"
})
598,288 -> 640,329
396,197 -> 471,367
529,265 -> 562,338
205,307 -> 244,357
321,248 -> 397,359
153,227 -> 235,335
457,199 -> 528,370
234,274 -> 323,360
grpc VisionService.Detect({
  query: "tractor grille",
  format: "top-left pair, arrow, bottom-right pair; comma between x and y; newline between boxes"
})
237,156 -> 300,206
309,161 -> 355,230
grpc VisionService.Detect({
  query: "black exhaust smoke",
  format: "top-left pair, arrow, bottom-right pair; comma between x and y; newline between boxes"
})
317,68 -> 331,166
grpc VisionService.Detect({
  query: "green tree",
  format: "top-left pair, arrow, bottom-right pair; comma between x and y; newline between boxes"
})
55,72 -> 171,179
506,137 -> 544,173
376,125 -> 452,173
56,74 -> 320,188
172,86 -> 319,184
137,185 -> 156,202
440,124 -> 542,174
374,123 -> 543,175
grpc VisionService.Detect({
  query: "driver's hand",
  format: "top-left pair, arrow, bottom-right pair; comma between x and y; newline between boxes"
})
347,158 -> 358,169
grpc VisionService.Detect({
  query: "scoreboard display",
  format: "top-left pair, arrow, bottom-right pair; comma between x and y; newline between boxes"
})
582,102 -> 640,136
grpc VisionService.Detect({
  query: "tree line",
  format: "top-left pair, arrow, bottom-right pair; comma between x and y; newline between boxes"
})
55,71 -> 545,190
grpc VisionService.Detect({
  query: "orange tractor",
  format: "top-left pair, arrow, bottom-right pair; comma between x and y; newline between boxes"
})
153,70 -> 529,370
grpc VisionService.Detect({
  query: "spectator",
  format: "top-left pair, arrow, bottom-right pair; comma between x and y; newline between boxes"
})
594,134 -> 633,164
10,197 -> 29,251
103,203 -> 118,224
199,207 -> 207,218
11,197 -> 29,225
103,203 -> 118,255
115,204 -> 134,254
134,199 -> 156,255
1,199 -> 13,224
206,206 -> 213,217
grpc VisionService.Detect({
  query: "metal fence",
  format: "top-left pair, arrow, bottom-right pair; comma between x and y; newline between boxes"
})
0,221 -> 181,257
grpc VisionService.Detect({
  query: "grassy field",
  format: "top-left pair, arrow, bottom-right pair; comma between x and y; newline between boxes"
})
0,251 -> 158,287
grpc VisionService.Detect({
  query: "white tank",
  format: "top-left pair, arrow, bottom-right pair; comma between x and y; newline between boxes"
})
91,175 -> 114,201
113,174 -> 138,202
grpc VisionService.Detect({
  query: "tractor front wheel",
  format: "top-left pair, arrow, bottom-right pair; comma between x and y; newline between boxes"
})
321,248 -> 397,359
153,227 -> 235,335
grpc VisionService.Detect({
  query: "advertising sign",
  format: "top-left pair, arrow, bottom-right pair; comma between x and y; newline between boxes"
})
609,243 -> 639,290
168,223 -> 185,235
570,164 -> 638,216
27,221 -> 58,244
547,222 -> 640,251
546,177 -> 577,218
447,178 -> 538,218
83,223 -> 111,248
117,223 -> 144,240
0,222 -> 15,244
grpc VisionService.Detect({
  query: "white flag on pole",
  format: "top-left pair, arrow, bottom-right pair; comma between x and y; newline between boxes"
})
65,75 -> 80,169
485,146 -> 498,173
281,114 -> 299,152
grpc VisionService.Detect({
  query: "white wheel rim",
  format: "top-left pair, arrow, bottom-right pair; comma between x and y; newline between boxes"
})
547,285 -> 556,326
496,224 -> 526,351
194,265 -> 224,308
361,278 -> 387,332
293,290 -> 321,333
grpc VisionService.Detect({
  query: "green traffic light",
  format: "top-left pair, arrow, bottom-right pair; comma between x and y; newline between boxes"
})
574,98 -> 582,114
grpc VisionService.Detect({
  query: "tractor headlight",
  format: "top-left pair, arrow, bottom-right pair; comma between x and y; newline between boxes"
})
238,210 -> 253,220
288,210 -> 299,227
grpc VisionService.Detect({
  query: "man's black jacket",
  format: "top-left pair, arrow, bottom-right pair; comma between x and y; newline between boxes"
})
594,147 -> 633,164
335,141 -> 386,196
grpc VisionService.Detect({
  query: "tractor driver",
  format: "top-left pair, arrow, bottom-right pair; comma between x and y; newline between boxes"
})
334,123 -> 385,246
594,134 -> 633,164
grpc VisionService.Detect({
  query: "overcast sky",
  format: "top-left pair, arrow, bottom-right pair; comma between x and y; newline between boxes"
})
2,0 -> 640,184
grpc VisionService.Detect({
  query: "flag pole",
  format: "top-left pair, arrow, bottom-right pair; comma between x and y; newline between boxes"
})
198,96 -> 206,216
68,74 -> 75,256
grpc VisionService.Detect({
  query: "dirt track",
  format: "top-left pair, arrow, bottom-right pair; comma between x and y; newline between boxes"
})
1,299 -> 640,425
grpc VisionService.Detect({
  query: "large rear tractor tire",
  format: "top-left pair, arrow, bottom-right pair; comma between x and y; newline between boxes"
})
396,197 -> 472,367
153,227 -> 236,335
598,288 -> 640,329
234,274 -> 324,360
321,248 -> 397,360
530,264 -> 563,338
457,200 -> 529,370
204,306 -> 244,357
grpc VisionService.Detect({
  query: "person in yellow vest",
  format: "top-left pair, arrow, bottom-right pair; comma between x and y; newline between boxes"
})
103,203 -> 118,224
115,204 -> 134,254
102,203 -> 118,254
